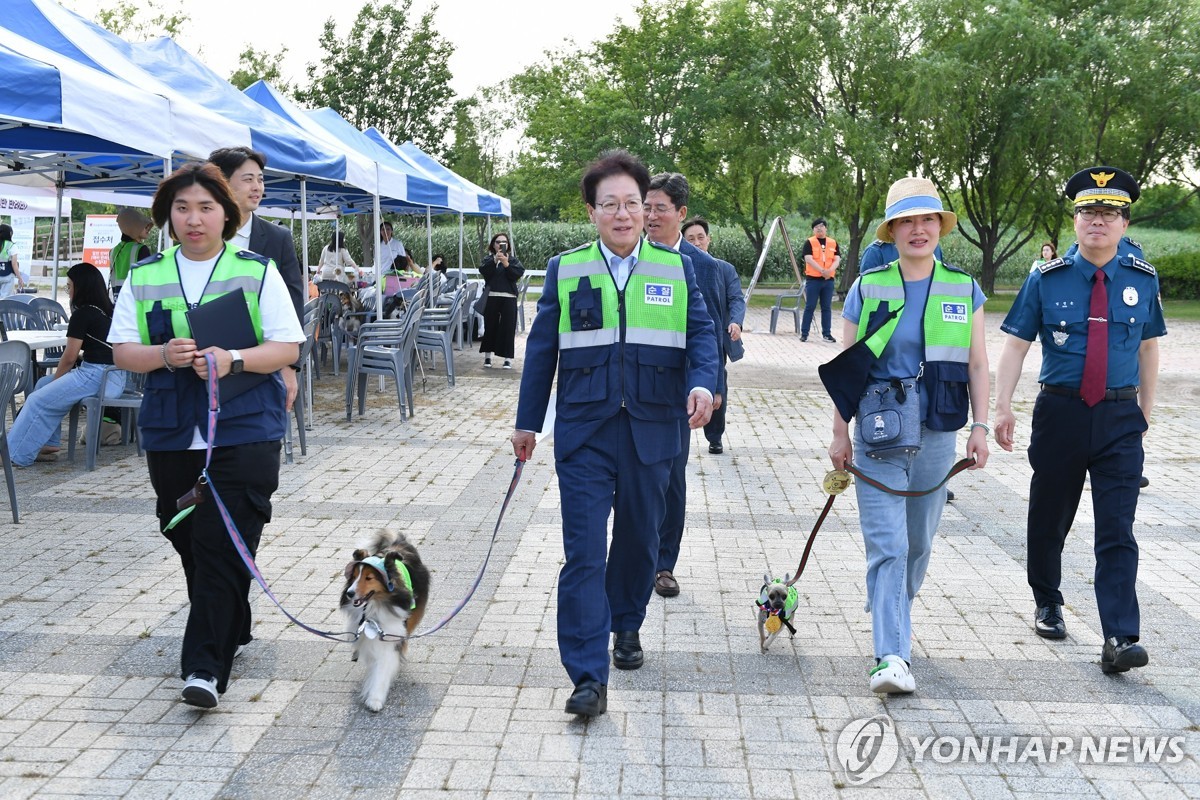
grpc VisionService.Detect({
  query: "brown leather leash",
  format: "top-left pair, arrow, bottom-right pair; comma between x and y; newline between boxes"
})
783,457 -> 976,587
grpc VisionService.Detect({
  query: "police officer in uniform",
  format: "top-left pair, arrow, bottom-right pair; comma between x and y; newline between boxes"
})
995,166 -> 1165,674
511,151 -> 717,717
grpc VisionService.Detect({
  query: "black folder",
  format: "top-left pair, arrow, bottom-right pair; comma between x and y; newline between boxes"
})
185,288 -> 268,402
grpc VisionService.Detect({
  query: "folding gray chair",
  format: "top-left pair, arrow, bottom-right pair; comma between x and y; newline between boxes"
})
0,361 -> 25,522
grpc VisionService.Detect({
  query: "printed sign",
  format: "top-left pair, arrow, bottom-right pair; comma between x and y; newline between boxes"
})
9,215 -> 35,273
941,301 -> 967,323
644,283 -> 673,305
82,215 -> 120,270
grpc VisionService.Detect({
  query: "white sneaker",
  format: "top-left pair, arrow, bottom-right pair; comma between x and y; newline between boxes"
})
869,655 -> 915,694
234,644 -> 246,659
181,673 -> 219,709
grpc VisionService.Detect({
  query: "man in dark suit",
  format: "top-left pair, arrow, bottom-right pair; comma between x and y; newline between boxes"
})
208,146 -> 305,411
682,216 -> 746,455
643,176 -> 729,601
511,151 -> 718,717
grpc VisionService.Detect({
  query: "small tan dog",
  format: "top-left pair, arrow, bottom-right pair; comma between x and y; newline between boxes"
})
340,529 -> 430,711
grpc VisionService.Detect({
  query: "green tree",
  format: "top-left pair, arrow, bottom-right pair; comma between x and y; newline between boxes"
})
228,45 -> 293,94
95,0 -> 189,39
768,0 -> 918,289
298,0 -> 456,158
911,0 -> 1078,293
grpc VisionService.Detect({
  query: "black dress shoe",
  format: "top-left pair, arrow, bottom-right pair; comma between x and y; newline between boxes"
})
1034,604 -> 1067,639
708,441 -> 723,454
1101,637 -> 1149,674
612,630 -> 643,670
564,680 -> 607,716
1139,475 -> 1150,489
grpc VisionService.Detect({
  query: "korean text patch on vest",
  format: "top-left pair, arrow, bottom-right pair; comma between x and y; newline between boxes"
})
941,301 -> 968,323
644,283 -> 674,306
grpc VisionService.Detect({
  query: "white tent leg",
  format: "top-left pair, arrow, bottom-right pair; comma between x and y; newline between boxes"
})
51,173 -> 64,303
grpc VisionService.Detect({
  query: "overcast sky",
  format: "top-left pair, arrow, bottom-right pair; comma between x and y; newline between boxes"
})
63,0 -> 641,99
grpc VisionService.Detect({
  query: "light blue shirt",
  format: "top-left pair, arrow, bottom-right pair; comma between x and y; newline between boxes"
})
598,240 -> 638,291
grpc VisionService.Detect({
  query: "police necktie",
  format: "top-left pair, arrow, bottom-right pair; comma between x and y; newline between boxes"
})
1080,267 -> 1108,407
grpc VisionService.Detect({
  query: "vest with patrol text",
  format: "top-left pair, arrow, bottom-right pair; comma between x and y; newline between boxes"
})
856,260 -> 975,430
127,245 -> 284,451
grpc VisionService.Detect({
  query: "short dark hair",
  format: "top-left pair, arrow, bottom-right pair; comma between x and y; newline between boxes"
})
431,254 -> 446,272
66,262 -> 113,314
812,217 -> 827,228
581,149 -> 651,207
151,162 -> 242,243
647,172 -> 689,210
682,216 -> 710,237
207,146 -> 267,179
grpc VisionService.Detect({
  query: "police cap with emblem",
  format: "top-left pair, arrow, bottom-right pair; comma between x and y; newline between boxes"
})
1064,166 -> 1140,209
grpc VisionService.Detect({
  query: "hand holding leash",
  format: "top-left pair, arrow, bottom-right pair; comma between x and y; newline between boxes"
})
511,430 -> 536,461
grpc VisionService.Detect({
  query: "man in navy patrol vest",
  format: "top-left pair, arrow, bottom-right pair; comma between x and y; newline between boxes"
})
994,166 -> 1165,674
511,151 -> 717,717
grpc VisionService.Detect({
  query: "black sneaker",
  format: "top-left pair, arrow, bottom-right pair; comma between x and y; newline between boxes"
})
800,334 -> 808,342
1139,475 -> 1149,489
483,357 -> 492,368
1101,636 -> 1148,673
822,334 -> 836,343
182,672 -> 218,709
1034,604 -> 1066,639
945,489 -> 955,502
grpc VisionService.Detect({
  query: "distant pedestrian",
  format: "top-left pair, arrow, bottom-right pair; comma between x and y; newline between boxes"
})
479,233 -> 524,369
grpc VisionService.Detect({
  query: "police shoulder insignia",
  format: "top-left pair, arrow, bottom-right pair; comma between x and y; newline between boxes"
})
236,250 -> 271,267
1124,236 -> 1142,251
1125,256 -> 1156,276
131,252 -> 164,269
1037,257 -> 1070,274
859,260 -> 895,276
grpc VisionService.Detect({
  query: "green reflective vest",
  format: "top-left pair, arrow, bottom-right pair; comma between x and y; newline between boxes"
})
555,238 -> 689,351
109,239 -> 142,284
129,245 -> 267,346
856,260 -> 974,363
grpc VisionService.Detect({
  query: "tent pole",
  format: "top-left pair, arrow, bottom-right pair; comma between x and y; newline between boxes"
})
51,172 -> 64,303
457,213 -> 464,282
300,178 -> 309,283
374,164 -> 382,323
425,207 -> 433,305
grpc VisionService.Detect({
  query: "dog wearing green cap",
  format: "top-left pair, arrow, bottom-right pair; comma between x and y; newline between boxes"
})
340,529 -> 431,711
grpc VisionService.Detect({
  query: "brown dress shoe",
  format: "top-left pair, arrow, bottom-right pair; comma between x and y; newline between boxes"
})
654,570 -> 680,598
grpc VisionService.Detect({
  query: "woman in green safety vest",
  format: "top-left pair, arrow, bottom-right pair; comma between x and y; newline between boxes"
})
109,162 -> 305,711
828,177 -> 991,697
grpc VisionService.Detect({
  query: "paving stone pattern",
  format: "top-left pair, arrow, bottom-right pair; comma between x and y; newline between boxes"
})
0,307 -> 1197,798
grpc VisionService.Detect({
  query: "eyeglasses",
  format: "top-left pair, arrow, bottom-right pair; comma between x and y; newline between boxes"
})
1077,208 -> 1124,222
643,203 -> 676,215
594,200 -> 644,216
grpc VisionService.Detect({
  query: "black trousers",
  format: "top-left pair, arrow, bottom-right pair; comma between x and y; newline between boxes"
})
147,441 -> 280,692
1026,391 -> 1146,640
479,295 -> 518,359
704,379 -> 728,445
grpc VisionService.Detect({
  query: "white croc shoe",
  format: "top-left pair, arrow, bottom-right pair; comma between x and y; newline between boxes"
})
869,655 -> 915,695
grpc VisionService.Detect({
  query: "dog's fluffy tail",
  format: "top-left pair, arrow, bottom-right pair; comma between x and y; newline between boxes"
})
364,528 -> 409,554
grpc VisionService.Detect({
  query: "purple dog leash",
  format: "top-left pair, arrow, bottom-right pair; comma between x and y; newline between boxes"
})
192,353 -> 524,643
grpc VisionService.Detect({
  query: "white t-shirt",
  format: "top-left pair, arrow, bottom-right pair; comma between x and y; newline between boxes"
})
379,236 -> 406,266
109,247 -> 306,448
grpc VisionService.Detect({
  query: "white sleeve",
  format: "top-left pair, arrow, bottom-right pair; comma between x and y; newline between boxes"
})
395,239 -> 407,257
260,263 -> 306,343
108,280 -> 143,343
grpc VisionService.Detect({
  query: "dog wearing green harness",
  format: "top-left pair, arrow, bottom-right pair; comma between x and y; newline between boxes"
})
340,529 -> 431,711
756,574 -> 799,653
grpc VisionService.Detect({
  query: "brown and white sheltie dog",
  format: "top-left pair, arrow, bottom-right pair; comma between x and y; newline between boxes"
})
340,529 -> 431,711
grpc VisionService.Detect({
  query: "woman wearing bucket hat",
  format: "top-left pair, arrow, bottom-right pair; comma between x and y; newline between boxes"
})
827,176 -> 991,695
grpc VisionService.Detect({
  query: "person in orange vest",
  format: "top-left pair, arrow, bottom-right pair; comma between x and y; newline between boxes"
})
801,217 -> 841,342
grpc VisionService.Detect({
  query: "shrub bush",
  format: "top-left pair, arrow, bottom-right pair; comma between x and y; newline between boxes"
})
1155,252 -> 1200,300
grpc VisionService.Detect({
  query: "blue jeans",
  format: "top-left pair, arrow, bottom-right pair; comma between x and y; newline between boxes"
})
852,422 -> 957,661
8,363 -> 127,466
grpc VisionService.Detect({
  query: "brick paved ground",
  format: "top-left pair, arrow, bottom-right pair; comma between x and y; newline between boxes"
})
0,305 -> 1197,799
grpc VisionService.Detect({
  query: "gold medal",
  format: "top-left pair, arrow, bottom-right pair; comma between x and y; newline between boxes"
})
823,469 -> 851,495
764,615 -> 782,634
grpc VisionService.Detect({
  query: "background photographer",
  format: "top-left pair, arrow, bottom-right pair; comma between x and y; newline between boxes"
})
478,233 -> 524,369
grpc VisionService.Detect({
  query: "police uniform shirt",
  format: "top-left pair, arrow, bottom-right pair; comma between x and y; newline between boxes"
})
1000,253 -> 1166,389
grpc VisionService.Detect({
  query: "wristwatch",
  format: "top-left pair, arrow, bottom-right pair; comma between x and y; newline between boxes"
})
229,349 -> 244,375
